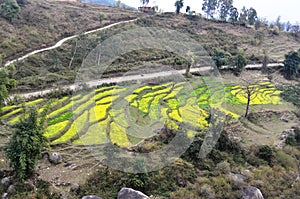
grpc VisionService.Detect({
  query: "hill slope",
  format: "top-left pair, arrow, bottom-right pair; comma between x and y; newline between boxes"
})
1,2 -> 299,91
0,0 -> 142,64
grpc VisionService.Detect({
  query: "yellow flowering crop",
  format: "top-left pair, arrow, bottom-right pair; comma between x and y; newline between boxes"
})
73,120 -> 109,145
110,122 -> 131,147
45,120 -> 69,138
53,111 -> 88,143
89,104 -> 110,123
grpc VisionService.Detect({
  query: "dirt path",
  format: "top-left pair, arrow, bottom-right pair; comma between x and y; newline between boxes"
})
10,63 -> 284,99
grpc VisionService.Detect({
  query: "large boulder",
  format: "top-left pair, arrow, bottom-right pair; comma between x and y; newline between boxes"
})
49,152 -> 62,164
118,188 -> 149,199
82,196 -> 102,199
242,186 -> 264,199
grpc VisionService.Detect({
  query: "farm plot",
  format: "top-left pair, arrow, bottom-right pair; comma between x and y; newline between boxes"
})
1,81 -> 282,147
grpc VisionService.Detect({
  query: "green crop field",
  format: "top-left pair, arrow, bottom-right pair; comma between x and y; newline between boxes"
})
1,81 -> 282,147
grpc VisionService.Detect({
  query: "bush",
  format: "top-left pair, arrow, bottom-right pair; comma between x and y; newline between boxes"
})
215,161 -> 230,174
98,13 -> 105,24
5,106 -> 48,181
212,48 -> 232,69
258,145 -> 273,164
0,0 -> 20,21
286,134 -> 296,146
283,50 -> 300,79
231,53 -> 247,75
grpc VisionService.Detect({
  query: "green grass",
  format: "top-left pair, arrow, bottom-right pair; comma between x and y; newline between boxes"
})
48,112 -> 73,125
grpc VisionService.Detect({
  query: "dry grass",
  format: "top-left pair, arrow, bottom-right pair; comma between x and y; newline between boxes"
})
0,0 -> 142,63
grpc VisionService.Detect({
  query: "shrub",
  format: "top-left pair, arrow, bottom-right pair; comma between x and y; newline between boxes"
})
212,48 -> 232,69
5,106 -> 48,181
215,161 -> 231,174
231,53 -> 247,75
0,0 -> 20,21
258,145 -> 273,164
283,50 -> 300,79
98,13 -> 105,24
286,134 -> 296,146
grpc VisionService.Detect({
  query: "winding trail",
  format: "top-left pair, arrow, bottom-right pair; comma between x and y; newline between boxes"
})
4,18 -> 138,67
12,63 -> 283,99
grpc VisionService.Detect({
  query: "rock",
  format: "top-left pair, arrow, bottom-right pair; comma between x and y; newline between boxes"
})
49,152 -> 62,164
242,186 -> 264,199
281,116 -> 289,123
1,177 -> 10,187
70,183 -> 80,192
230,173 -> 246,182
68,163 -> 78,170
7,185 -> 15,194
118,187 -> 150,199
82,196 -> 102,199
2,193 -> 8,199
153,129 -> 162,134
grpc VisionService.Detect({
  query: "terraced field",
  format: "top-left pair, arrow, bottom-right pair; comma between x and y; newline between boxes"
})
1,81 -> 282,147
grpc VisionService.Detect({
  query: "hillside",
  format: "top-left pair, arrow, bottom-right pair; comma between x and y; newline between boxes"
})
0,0 -> 142,64
1,6 -> 299,91
0,1 -> 300,199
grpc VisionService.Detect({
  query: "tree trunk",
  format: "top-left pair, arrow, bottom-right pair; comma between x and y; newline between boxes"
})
185,64 -> 191,77
245,91 -> 250,117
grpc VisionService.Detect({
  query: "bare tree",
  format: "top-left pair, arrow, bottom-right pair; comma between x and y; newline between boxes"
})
240,79 -> 270,117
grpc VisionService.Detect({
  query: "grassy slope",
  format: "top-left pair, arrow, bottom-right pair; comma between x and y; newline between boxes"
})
0,0 -> 141,63
147,13 -> 300,62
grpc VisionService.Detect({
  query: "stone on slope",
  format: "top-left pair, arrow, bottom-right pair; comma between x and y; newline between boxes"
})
242,186 -> 264,199
118,187 -> 149,199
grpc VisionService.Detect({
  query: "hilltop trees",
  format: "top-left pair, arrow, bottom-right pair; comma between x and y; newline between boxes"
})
175,0 -> 184,14
202,0 -> 218,18
0,0 -> 20,21
115,0 -> 120,8
200,0 -> 258,25
239,6 -> 248,23
219,0 -> 233,21
229,6 -> 238,22
5,106 -> 49,181
247,7 -> 258,25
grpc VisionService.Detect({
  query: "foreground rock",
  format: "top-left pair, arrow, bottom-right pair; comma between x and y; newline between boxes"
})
82,196 -> 102,199
48,152 -> 62,164
118,187 -> 149,199
242,186 -> 264,199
